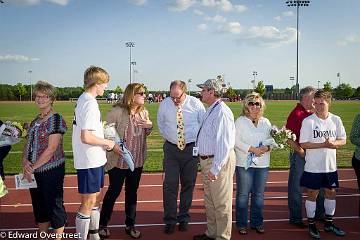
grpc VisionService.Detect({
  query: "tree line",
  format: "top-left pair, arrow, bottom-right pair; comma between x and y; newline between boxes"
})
0,82 -> 359,101
225,81 -> 360,100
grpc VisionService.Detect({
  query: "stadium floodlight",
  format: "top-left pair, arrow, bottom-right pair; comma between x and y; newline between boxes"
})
125,42 -> 135,84
337,72 -> 341,86
252,71 -> 258,89
285,0 -> 310,97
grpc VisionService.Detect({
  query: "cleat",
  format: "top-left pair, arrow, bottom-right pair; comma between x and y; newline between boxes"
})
308,223 -> 321,239
324,223 -> 346,237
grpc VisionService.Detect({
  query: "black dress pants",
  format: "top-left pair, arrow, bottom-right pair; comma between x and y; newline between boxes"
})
100,167 -> 143,227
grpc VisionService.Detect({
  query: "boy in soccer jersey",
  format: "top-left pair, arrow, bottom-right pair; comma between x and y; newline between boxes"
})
299,90 -> 347,239
72,66 -> 115,240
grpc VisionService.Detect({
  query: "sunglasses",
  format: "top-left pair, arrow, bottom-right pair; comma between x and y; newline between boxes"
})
171,91 -> 185,102
248,101 -> 261,107
35,95 -> 49,100
135,92 -> 146,96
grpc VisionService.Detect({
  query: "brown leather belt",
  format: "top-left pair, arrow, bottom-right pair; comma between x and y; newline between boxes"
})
199,155 -> 214,160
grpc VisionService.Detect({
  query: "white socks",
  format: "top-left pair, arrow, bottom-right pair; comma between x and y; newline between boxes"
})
76,212 -> 90,240
324,198 -> 336,216
305,200 -> 316,219
89,207 -> 101,240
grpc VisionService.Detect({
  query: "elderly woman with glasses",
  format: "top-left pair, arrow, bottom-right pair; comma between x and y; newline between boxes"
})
22,81 -> 67,239
99,83 -> 153,239
234,92 -> 272,235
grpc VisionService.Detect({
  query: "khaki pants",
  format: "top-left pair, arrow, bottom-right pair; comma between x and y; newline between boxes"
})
199,150 -> 236,240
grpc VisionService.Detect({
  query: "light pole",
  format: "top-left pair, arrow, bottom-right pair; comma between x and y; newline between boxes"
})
131,61 -> 136,83
337,72 -> 341,86
188,78 -> 192,96
252,71 -> 257,89
290,76 -> 295,94
317,80 -> 320,89
286,0 -> 310,97
133,69 -> 138,82
28,70 -> 32,101
125,42 -> 135,84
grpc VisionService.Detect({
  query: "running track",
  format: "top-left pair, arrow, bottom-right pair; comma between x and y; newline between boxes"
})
1,169 -> 359,240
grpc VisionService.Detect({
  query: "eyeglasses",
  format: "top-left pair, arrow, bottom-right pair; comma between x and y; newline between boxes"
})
170,91 -> 184,102
248,101 -> 261,107
135,92 -> 146,96
35,95 -> 49,100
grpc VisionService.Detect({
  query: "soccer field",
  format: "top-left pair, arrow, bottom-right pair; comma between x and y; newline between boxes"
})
1,100 -> 359,174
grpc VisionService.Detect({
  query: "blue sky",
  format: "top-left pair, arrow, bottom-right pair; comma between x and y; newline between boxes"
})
0,0 -> 359,91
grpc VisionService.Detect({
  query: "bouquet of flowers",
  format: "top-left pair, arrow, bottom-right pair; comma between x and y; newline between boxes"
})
103,122 -> 135,171
264,125 -> 296,150
0,177 -> 8,198
0,121 -> 27,147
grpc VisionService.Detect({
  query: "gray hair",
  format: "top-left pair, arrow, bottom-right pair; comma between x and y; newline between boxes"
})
299,86 -> 316,100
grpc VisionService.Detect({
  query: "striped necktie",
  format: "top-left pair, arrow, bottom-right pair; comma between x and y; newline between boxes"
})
176,106 -> 185,150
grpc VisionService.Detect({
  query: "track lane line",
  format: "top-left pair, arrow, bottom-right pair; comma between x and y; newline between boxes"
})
1,216 -> 358,232
2,193 -> 359,207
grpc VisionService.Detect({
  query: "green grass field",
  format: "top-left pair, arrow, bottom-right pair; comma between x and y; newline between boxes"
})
1,100 -> 359,174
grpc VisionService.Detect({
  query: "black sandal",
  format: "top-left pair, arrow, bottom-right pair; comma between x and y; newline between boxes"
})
125,226 -> 142,239
238,227 -> 248,235
99,226 -> 110,239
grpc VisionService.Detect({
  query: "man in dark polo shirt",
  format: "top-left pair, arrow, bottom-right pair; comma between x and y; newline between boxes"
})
286,86 -> 324,227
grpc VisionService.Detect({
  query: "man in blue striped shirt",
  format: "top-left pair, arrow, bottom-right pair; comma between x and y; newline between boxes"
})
193,79 -> 236,240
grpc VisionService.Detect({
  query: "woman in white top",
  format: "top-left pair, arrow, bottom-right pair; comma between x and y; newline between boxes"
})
234,92 -> 272,235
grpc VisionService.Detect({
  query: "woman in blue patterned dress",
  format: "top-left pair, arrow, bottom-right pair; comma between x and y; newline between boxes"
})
22,81 -> 67,239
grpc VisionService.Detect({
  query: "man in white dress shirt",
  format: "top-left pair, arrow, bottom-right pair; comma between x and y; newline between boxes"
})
193,79 -> 236,240
157,80 -> 206,234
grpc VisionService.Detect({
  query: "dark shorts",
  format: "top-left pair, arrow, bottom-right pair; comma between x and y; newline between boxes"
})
30,164 -> 67,229
77,165 -> 104,194
300,171 -> 339,190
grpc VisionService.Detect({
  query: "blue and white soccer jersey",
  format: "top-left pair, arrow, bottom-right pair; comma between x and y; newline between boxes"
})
299,113 -> 346,189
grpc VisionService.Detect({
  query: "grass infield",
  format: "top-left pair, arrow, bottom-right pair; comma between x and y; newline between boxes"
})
1,100 -> 358,174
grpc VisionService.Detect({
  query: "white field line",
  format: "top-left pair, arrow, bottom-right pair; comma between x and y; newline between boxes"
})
0,216 -> 359,232
5,178 -> 357,191
1,193 -> 359,208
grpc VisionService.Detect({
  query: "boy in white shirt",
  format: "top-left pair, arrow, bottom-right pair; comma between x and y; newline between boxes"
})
72,66 -> 115,240
299,90 -> 346,239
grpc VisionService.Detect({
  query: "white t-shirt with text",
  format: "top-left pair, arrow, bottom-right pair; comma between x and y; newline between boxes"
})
300,113 -> 346,173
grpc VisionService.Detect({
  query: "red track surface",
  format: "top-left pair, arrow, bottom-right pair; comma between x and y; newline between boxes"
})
1,169 -> 359,240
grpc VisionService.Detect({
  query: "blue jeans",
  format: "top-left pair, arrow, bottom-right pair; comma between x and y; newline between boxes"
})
288,152 -> 325,222
235,166 -> 269,228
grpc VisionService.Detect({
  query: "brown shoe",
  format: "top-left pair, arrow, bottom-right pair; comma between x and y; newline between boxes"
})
193,234 -> 215,240
125,226 -> 141,239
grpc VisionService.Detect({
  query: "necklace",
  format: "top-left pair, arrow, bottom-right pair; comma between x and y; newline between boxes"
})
38,108 -> 52,119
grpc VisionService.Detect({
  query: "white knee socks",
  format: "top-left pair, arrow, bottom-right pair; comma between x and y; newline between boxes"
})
76,212 -> 90,240
305,200 -> 316,219
89,207 -> 101,240
324,198 -> 336,216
